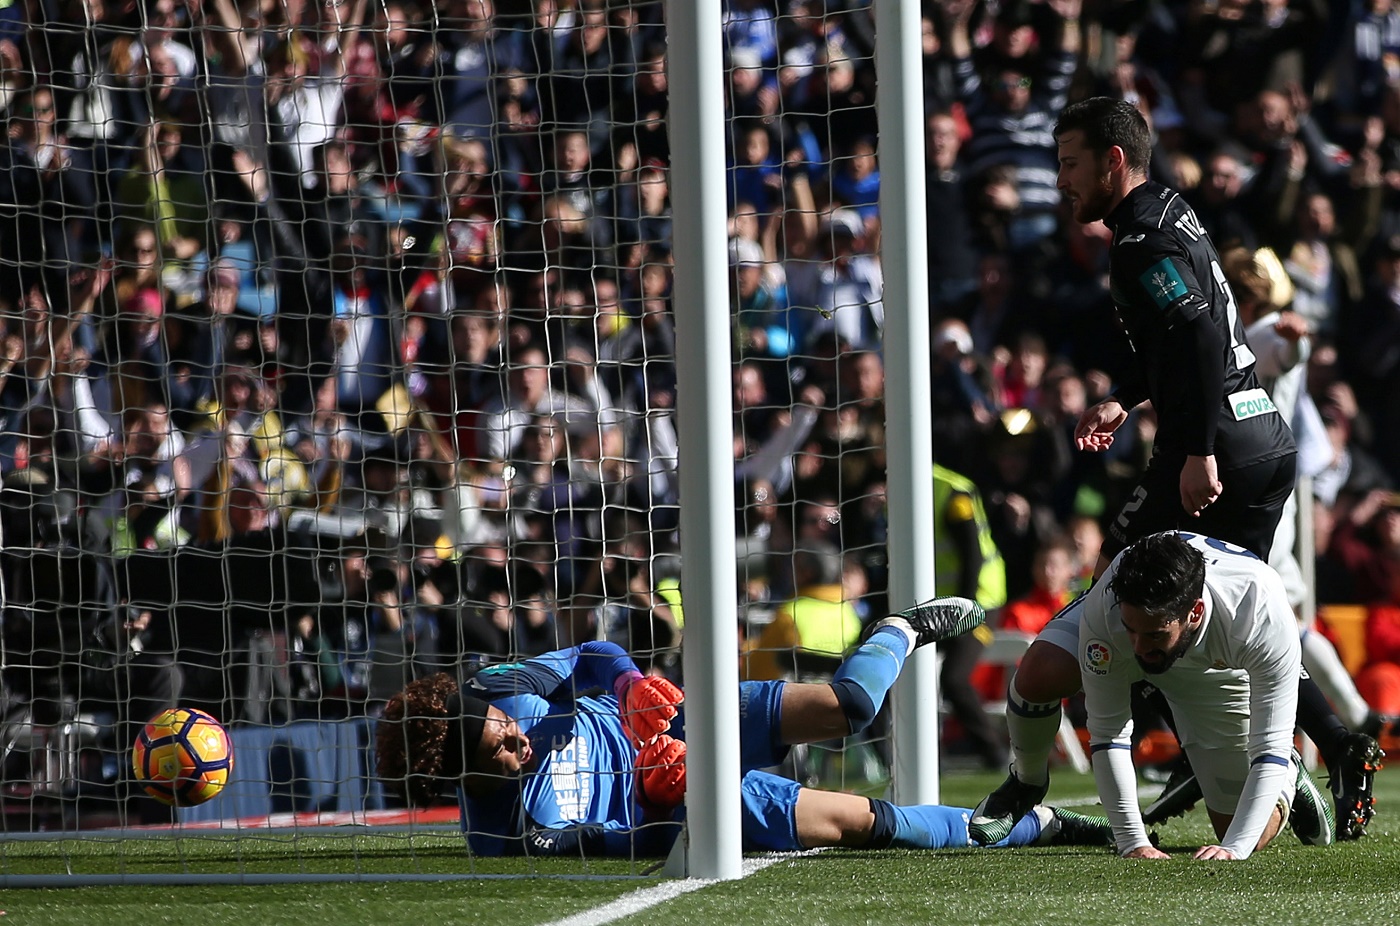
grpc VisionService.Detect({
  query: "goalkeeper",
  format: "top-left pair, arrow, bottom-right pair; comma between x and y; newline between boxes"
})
376,598 -> 1111,857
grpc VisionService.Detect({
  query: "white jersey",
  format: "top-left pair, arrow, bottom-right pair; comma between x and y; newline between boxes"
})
1078,532 -> 1301,858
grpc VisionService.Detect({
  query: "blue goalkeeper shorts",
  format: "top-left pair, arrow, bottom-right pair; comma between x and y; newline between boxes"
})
740,769 -> 804,851
738,680 -> 790,770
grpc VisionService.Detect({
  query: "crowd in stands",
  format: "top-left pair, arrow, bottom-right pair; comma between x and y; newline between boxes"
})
1,0 -> 1399,770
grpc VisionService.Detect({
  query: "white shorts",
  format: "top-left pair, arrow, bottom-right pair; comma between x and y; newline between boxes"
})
1186,744 -> 1298,817
1035,604 -> 1083,656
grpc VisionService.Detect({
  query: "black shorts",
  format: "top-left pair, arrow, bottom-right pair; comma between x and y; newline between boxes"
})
1103,451 -> 1297,562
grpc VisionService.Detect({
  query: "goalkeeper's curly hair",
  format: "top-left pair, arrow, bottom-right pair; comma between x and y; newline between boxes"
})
375,672 -> 458,806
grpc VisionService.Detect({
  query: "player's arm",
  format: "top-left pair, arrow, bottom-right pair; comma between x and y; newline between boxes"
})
522,817 -> 682,858
471,642 -> 643,701
1079,592 -> 1159,857
1165,311 -> 1226,514
514,642 -> 684,745
1121,235 -> 1226,510
1122,236 -> 1226,455
1214,599 -> 1303,859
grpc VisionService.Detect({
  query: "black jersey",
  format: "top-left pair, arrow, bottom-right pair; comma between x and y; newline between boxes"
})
1101,182 -> 1295,470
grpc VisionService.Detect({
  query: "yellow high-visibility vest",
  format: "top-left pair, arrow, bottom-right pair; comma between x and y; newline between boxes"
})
933,463 -> 1007,609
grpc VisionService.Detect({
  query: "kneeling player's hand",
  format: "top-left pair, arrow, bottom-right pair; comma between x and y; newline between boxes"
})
1122,845 -> 1171,860
635,734 -> 687,810
1192,845 -> 1238,861
621,676 -> 684,746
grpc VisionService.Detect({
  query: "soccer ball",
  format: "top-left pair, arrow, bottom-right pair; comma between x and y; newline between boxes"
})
132,708 -> 234,806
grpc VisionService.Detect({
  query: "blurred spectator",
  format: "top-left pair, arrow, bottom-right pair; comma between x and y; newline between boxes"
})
946,0 -> 1081,253
1178,0 -> 1323,143
742,543 -> 862,682
802,208 -> 883,352
1326,488 -> 1400,604
1344,236 -> 1400,477
725,46 -> 779,122
537,4 -> 631,147
1312,373 -> 1392,512
617,41 -> 669,165
431,0 -> 525,138
479,342 -> 592,465
831,135 -> 880,223
730,234 -> 794,359
1001,533 -> 1076,636
724,0 -> 778,67
728,121 -> 783,215
1278,191 -> 1366,338
925,110 -> 980,313
1065,513 -> 1103,595
931,461 -> 1007,770
1186,146 -> 1262,252
1329,0 -> 1400,126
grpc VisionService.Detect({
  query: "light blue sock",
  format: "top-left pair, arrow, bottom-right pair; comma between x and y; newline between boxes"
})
989,810 -> 1045,848
869,800 -> 1044,850
870,801 -> 971,849
830,628 -> 910,734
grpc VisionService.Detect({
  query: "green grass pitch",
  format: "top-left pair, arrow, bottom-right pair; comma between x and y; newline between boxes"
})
4,768 -> 1400,926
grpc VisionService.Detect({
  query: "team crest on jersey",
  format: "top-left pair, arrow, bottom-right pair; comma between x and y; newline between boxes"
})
1140,258 -> 1187,309
1084,640 -> 1112,676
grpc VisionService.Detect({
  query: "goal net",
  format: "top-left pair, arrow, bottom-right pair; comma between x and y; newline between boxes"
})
0,0 -> 911,884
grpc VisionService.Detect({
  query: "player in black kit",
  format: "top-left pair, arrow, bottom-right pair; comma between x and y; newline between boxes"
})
967,97 -> 1382,847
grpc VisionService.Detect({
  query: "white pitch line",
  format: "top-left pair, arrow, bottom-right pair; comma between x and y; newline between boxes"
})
536,790 -> 1156,926
538,853 -> 818,926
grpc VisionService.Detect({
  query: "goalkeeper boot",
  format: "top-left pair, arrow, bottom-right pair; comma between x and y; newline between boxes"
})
865,597 -> 986,651
969,772 -> 1048,846
1329,732 -> 1384,841
1036,806 -> 1114,848
1141,762 -> 1203,825
1292,749 -> 1337,847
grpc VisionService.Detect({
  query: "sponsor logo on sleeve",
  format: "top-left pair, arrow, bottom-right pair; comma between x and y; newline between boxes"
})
1084,640 -> 1112,676
1139,258 -> 1188,309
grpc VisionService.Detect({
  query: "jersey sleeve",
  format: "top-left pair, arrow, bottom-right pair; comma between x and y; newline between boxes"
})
468,642 -> 643,703
1216,598 -> 1298,860
1233,583 -> 1303,764
1112,232 -> 1212,328
1078,585 -> 1153,855
521,818 -> 683,857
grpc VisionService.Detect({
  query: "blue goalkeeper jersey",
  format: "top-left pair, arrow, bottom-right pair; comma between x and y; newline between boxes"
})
456,643 -> 680,857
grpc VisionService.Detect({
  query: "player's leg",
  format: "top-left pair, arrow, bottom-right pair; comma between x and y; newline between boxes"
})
737,771 -> 1109,851
968,610 -> 1084,845
1189,457 -> 1378,806
1191,454 -> 1379,825
1190,743 -> 1288,853
1193,743 -> 1331,851
774,597 -> 986,745
733,622 -> 916,772
1301,628 -> 1372,730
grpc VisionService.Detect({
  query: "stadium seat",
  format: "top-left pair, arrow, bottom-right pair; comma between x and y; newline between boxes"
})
1317,605 -> 1369,676
0,698 -> 105,799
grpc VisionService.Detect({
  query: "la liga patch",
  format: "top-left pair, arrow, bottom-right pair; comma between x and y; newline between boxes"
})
1084,640 -> 1112,676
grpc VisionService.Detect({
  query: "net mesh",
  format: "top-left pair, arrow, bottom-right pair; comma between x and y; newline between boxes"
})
0,0 -> 931,882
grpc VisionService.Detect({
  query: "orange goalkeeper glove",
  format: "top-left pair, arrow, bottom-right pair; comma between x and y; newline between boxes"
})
635,734 -> 687,810
619,675 -> 684,746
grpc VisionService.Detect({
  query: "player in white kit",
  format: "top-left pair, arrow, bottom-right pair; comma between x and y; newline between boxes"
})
1078,531 -> 1332,859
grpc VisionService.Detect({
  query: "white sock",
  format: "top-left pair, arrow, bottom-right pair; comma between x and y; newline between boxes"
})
1301,629 -> 1371,728
1006,676 -> 1061,788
